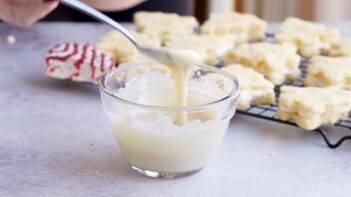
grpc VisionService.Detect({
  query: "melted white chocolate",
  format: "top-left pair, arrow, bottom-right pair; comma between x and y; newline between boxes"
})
155,48 -> 202,125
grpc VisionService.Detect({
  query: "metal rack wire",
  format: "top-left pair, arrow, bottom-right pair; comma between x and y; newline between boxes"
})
236,48 -> 351,148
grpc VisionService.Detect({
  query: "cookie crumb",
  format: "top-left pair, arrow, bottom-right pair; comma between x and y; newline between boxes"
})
6,35 -> 16,44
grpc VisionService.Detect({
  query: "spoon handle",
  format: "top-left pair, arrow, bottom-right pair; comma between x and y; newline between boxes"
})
60,0 -> 138,46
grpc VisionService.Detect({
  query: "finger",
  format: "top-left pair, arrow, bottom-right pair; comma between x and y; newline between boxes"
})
4,0 -> 59,27
19,1 -> 59,27
36,0 -> 59,20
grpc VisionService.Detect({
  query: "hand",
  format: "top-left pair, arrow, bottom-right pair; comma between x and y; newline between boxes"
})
0,0 -> 59,27
81,0 -> 146,11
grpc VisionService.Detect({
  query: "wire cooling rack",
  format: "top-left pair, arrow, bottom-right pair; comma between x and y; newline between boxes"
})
235,47 -> 351,148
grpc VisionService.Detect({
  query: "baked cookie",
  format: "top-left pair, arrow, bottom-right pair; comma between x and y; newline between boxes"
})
164,33 -> 241,65
96,30 -> 171,74
328,39 -> 351,57
304,56 -> 351,87
275,17 -> 339,57
222,64 -> 275,110
96,30 -> 160,63
223,42 -> 301,85
201,12 -> 267,41
134,11 -> 198,41
276,86 -> 351,130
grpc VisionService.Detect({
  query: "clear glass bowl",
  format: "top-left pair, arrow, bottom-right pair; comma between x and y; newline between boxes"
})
99,62 -> 240,179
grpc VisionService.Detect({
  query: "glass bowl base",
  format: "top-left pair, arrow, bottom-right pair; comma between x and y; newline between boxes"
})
130,165 -> 203,179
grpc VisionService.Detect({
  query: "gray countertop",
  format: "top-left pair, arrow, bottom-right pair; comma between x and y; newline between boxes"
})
1,22 -> 351,197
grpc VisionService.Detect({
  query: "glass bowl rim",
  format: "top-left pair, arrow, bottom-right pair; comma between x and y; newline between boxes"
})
99,62 -> 240,112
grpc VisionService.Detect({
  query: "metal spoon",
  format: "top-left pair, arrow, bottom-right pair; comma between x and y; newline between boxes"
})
60,0 -> 175,65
